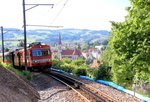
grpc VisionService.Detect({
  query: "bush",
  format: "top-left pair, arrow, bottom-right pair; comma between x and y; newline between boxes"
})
71,58 -> 86,66
97,64 -> 111,80
52,58 -> 63,69
60,64 -> 73,72
52,58 -> 102,80
86,68 -> 99,80
73,68 -> 86,76
62,58 -> 71,64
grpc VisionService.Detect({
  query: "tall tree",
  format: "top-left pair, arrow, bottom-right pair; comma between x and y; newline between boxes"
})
102,0 -> 150,85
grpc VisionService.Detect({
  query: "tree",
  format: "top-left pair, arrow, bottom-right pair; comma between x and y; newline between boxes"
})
102,0 -> 150,85
71,58 -> 87,67
61,58 -> 71,64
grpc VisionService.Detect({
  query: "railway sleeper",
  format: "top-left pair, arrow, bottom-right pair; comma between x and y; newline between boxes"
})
49,71 -> 115,102
80,86 -> 106,102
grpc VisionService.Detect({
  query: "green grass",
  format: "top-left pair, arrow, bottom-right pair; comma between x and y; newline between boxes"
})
0,62 -> 32,80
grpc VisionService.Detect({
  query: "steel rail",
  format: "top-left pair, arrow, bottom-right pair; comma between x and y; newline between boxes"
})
49,70 -> 116,102
49,74 -> 90,102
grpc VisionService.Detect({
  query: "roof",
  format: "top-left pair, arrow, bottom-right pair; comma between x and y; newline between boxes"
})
61,50 -> 82,56
89,48 -> 97,52
90,59 -> 99,68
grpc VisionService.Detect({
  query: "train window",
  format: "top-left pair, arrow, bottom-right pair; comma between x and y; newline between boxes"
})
41,49 -> 50,56
32,49 -> 50,56
32,49 -> 42,56
4,55 -> 12,60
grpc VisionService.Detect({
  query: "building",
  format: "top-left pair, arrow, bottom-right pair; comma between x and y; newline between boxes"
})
58,33 -> 62,59
61,50 -> 82,60
56,33 -> 82,60
90,59 -> 100,68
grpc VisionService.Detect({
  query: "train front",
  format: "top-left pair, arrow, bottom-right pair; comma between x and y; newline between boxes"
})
29,42 -> 52,69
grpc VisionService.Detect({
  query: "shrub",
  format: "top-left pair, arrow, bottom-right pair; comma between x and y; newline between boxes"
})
86,68 -> 99,80
73,68 -> 86,76
97,64 -> 111,80
62,58 -> 71,64
52,58 -> 63,69
71,58 -> 86,66
66,64 -> 76,73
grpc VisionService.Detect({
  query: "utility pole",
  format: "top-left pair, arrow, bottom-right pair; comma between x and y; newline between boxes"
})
23,0 -> 28,71
1,27 -> 22,63
1,26 -> 4,62
22,0 -> 62,71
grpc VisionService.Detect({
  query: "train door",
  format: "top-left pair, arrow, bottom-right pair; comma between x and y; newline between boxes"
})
17,53 -> 21,68
11,52 -> 15,67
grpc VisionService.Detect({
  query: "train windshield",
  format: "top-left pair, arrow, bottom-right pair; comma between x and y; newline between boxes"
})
32,49 -> 50,56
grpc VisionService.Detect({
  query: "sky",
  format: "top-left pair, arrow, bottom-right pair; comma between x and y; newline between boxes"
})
0,0 -> 131,30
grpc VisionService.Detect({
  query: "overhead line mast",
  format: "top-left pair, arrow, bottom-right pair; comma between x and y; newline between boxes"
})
22,0 -> 64,71
23,0 -> 28,71
1,26 -> 4,62
1,27 -> 22,62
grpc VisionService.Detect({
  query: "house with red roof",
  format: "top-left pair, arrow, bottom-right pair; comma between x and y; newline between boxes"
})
56,33 -> 82,60
61,50 -> 82,60
90,59 -> 100,68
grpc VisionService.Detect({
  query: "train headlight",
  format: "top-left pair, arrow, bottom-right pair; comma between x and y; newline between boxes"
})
32,60 -> 37,63
32,60 -> 35,63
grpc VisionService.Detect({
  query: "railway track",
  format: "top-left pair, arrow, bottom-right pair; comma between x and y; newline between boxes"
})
50,75 -> 94,102
44,70 -> 116,102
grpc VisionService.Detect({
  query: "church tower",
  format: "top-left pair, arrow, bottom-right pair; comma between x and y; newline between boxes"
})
58,33 -> 62,59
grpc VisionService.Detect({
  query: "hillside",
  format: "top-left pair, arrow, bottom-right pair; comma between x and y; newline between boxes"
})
0,28 -> 109,48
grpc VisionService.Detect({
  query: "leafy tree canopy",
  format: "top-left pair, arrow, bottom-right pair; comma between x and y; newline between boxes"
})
102,0 -> 150,85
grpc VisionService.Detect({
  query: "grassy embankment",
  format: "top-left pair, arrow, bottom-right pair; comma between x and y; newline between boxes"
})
0,61 -> 32,80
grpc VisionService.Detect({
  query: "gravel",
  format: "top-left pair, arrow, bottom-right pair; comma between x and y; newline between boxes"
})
32,71 -> 143,102
75,76 -> 143,102
31,72 -> 83,102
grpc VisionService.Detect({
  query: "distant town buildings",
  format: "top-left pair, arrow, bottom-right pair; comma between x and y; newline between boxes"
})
82,45 -> 104,60
52,33 -> 105,68
55,33 -> 83,60
81,46 -> 104,68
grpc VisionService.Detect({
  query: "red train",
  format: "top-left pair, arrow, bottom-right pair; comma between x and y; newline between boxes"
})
2,42 -> 52,70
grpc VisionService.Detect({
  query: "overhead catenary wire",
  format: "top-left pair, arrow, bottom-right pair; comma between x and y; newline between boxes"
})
51,0 -> 69,24
3,29 -> 22,34
25,4 -> 54,11
55,0 -> 64,7
2,29 -> 24,43
26,24 -> 63,28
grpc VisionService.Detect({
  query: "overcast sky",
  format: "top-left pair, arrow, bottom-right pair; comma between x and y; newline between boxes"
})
0,0 -> 130,30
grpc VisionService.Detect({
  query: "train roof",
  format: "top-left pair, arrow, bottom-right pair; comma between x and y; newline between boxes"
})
28,42 -> 50,49
4,52 -> 12,55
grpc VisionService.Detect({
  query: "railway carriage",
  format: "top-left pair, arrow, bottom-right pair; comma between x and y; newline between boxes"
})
3,52 -> 13,64
2,42 -> 52,70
